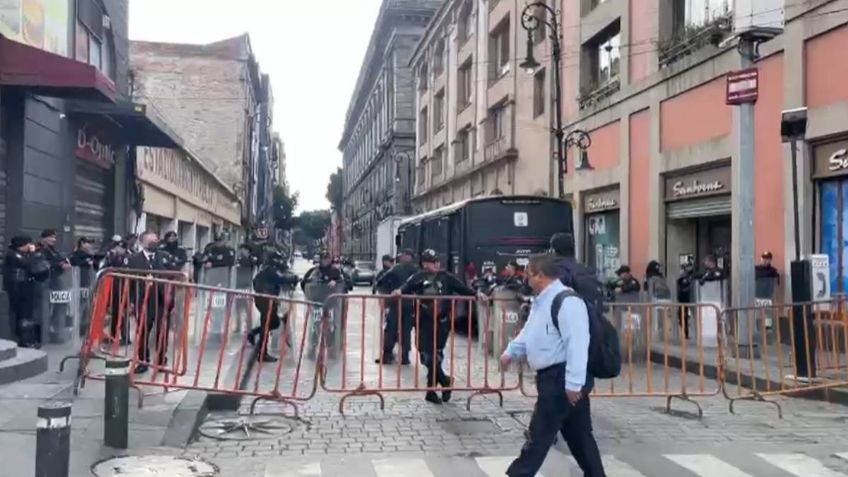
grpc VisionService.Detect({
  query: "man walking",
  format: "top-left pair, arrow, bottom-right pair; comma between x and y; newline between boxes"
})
127,231 -> 171,374
374,249 -> 418,365
501,254 -> 605,477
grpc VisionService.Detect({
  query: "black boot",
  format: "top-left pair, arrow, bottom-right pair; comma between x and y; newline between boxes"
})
440,375 -> 453,402
375,353 -> 395,364
425,391 -> 442,404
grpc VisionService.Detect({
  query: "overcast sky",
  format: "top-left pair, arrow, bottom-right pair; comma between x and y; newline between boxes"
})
129,0 -> 382,212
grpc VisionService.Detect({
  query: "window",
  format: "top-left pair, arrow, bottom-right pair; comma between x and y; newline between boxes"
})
458,1 -> 474,44
434,40 -> 445,76
419,107 -> 429,141
488,105 -> 506,142
434,90 -> 445,131
533,69 -> 546,117
455,128 -> 473,163
596,32 -> 621,85
489,19 -> 511,83
432,147 -> 444,177
458,60 -> 473,110
676,0 -> 731,30
417,159 -> 426,185
75,13 -> 113,79
418,64 -> 429,91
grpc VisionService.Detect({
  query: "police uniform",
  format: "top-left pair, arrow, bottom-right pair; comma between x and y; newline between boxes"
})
398,249 -> 477,404
160,232 -> 188,271
301,254 -> 344,291
203,236 -> 236,268
3,236 -> 48,347
375,253 -> 419,365
249,252 -> 300,362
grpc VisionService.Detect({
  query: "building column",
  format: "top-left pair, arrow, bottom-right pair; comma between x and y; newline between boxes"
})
647,100 -> 662,262
619,111 -> 631,265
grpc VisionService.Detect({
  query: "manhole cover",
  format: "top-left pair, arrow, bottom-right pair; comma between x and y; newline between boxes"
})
91,455 -> 217,476
437,417 -> 500,435
198,415 -> 295,440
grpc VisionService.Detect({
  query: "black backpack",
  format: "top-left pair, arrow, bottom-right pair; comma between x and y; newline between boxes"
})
553,259 -> 621,379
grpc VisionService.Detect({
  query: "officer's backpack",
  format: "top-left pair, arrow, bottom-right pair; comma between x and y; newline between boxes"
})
553,260 -> 622,380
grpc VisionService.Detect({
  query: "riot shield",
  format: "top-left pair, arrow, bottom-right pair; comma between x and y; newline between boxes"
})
485,287 -> 525,357
200,266 -> 234,341
234,265 -> 256,334
303,281 -> 347,360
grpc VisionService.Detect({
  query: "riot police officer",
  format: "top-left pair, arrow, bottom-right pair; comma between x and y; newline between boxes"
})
69,237 -> 98,271
393,249 -> 486,404
301,251 -> 344,291
3,236 -> 49,347
374,249 -> 419,365
249,251 -> 300,362
160,231 -> 188,271
203,233 -> 236,269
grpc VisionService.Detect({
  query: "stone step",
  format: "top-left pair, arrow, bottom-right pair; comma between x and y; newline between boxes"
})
0,339 -> 47,385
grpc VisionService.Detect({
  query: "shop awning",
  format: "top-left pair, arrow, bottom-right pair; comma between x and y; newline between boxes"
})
65,100 -> 182,148
0,35 -> 116,102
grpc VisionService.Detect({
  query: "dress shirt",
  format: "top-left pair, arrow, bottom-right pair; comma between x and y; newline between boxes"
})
505,279 -> 590,392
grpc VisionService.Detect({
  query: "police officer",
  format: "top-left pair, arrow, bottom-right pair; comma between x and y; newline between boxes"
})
3,236 -> 49,347
69,237 -> 98,271
500,254 -> 605,477
374,249 -> 419,365
249,251 -> 300,362
611,265 -> 641,295
392,249 -> 486,404
203,233 -> 236,269
38,229 -> 70,277
160,231 -> 188,271
373,254 -> 395,294
301,251 -> 344,291
473,264 -> 500,295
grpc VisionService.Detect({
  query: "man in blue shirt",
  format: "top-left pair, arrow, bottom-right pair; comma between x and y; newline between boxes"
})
500,254 -> 605,477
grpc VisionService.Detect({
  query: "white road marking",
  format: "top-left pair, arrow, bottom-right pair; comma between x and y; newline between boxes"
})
265,462 -> 321,477
373,458 -> 435,477
665,454 -> 754,477
835,453 -> 848,462
756,453 -> 847,477
475,456 -> 544,477
601,455 -> 650,476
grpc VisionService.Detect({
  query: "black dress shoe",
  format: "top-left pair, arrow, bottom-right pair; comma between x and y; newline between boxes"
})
256,353 -> 278,363
133,363 -> 149,374
440,376 -> 453,402
375,354 -> 395,365
246,332 -> 256,347
401,356 -> 411,365
425,392 -> 443,404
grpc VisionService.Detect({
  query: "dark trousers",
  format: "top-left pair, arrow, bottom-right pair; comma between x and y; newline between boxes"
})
8,287 -> 38,347
252,298 -> 282,353
382,301 -> 413,359
507,363 -> 605,477
137,291 -> 168,365
418,317 -> 451,388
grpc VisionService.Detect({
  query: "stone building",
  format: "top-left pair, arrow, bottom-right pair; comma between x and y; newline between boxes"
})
338,0 -> 444,262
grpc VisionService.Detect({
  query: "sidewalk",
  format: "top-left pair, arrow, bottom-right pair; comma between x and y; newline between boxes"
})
0,337 -> 244,477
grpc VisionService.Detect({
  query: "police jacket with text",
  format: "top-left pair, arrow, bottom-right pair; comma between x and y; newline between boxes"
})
253,265 -> 300,296
160,244 -> 188,271
203,244 -> 236,268
399,270 -> 476,351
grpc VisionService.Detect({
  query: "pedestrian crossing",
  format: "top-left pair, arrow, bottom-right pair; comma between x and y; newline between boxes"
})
260,451 -> 848,477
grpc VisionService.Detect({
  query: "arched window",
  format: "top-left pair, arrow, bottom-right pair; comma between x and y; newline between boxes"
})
75,0 -> 116,80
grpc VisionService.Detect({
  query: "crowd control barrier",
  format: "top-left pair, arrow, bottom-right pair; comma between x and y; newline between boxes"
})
66,270 -> 323,415
721,299 -> 848,417
319,293 -> 520,414
518,302 -> 724,417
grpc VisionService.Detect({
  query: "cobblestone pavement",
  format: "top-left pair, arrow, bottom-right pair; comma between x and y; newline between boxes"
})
182,281 -> 848,476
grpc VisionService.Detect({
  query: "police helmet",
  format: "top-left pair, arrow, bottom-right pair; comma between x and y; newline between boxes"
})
420,249 -> 439,263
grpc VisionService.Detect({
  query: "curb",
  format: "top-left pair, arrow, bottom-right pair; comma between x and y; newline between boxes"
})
160,344 -> 258,448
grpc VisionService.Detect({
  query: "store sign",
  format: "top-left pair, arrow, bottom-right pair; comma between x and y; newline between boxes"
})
582,187 -> 620,213
76,128 -> 116,169
813,140 -> 848,179
726,68 -> 759,105
664,165 -> 732,201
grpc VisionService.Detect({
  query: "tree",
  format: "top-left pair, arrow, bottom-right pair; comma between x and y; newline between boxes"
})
325,167 -> 344,211
296,209 -> 331,244
273,184 -> 298,231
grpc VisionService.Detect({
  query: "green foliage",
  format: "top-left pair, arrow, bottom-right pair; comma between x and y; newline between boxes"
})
325,167 -> 344,211
294,209 -> 331,246
273,184 -> 299,231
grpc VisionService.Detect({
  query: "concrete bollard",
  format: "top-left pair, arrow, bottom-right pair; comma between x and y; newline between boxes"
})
104,357 -> 130,449
36,402 -> 72,477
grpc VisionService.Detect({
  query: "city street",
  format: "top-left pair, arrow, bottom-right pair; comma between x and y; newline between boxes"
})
178,262 -> 848,477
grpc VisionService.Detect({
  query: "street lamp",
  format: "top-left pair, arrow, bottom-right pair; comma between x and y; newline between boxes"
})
520,3 -> 593,198
393,149 -> 414,214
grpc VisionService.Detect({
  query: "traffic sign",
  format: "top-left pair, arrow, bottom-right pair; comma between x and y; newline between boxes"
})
809,254 -> 831,305
726,68 -> 759,105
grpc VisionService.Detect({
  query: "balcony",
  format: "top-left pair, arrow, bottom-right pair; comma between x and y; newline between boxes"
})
658,15 -> 733,69
484,135 -> 508,163
578,77 -> 621,111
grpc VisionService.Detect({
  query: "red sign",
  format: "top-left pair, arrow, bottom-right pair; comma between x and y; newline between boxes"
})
76,127 -> 116,169
726,67 -> 759,105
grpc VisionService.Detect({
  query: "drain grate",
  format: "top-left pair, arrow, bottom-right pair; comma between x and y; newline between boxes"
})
437,416 -> 500,435
198,415 -> 295,441
91,455 -> 218,477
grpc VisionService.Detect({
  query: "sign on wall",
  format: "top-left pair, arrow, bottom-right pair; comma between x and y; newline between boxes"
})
726,68 -> 759,105
664,165 -> 732,201
809,254 -> 831,304
812,139 -> 848,179
76,127 -> 116,169
0,0 -> 69,56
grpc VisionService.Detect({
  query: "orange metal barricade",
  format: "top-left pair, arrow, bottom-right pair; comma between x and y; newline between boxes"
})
517,302 -> 724,417
318,293 -> 520,413
721,300 -> 848,417
71,271 -> 322,415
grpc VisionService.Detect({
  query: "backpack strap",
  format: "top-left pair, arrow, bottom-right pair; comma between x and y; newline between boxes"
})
550,289 -> 579,335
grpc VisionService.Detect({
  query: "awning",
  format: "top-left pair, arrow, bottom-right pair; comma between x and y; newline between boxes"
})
65,100 -> 182,148
0,35 -> 116,102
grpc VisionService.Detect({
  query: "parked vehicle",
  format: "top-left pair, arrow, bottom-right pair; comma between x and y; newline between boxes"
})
351,261 -> 376,285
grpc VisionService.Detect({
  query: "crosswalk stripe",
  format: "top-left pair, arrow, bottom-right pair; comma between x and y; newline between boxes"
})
756,453 -> 848,477
474,456 -> 545,477
265,462 -> 321,477
373,458 -> 435,477
602,455 -> 650,477
664,454 -> 754,477
836,453 -> 848,463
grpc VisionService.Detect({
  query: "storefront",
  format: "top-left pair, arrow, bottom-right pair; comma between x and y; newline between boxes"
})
73,125 -> 116,242
582,186 -> 621,280
664,162 -> 732,280
813,138 -> 848,294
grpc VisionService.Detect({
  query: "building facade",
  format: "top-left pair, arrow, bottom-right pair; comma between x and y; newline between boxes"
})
338,0 -> 443,262
409,0 -> 559,212
134,146 -> 241,252
130,35 -> 266,231
562,0 -> 848,300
